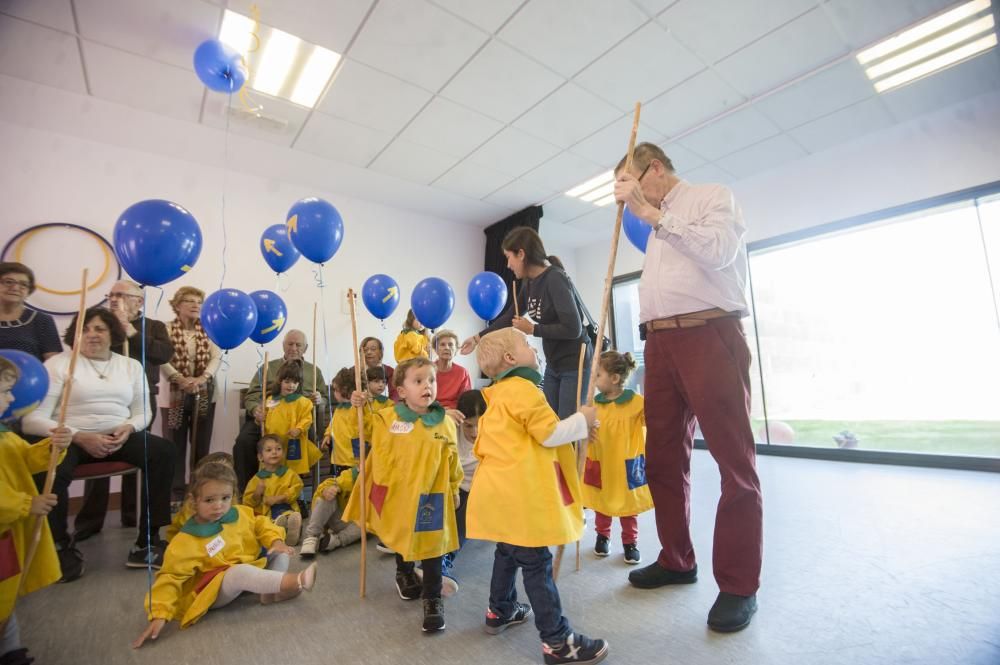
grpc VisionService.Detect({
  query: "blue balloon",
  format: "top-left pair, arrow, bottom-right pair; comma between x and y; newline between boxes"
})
201,289 -> 258,350
248,290 -> 288,345
113,199 -> 203,286
260,224 -> 301,274
623,205 -> 652,253
362,274 -> 400,321
193,39 -> 247,93
467,271 -> 507,321
286,198 -> 344,264
0,349 -> 49,419
411,277 -> 455,330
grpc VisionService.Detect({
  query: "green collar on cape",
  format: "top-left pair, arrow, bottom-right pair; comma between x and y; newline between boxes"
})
495,366 -> 543,385
180,506 -> 238,537
595,389 -> 635,405
256,465 -> 289,479
394,401 -> 445,426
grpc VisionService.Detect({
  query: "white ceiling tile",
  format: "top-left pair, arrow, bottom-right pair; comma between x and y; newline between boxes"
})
677,106 -> 780,161
632,0 -> 680,16
574,22 -> 705,112
661,142 -> 706,172
0,15 -> 86,94
521,151 -> 605,193
754,59 -> 874,131
75,0 -> 221,69
566,206 -> 619,233
202,94 -> 309,147
483,178 -> 556,209
498,0 -> 648,77
369,138 -> 459,184
879,50 -> 1000,122
83,42 -> 203,123
317,59 -> 432,135
786,96 -> 894,153
541,195 -> 600,224
223,0 -> 374,54
569,115 -> 666,166
0,0 -> 76,32
681,163 -> 736,185
348,0 -> 488,91
714,8 -> 849,97
657,0 -> 816,64
466,127 -> 563,177
642,69 -> 745,136
823,0 -> 959,50
399,97 -> 503,158
714,134 -> 808,179
433,163 -> 514,199
513,83 -> 623,148
295,112 -> 393,167
440,40 -> 564,123
429,0 -> 524,33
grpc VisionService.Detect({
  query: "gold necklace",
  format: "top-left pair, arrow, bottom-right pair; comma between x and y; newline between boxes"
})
85,355 -> 113,380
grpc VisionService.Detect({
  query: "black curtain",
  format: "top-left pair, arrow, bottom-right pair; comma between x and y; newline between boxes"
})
483,205 -> 542,316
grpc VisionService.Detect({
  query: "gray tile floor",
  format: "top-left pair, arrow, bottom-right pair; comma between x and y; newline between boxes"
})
17,451 -> 1000,665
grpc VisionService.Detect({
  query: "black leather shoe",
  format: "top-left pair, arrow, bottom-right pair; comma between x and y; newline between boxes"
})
71,522 -> 103,542
707,592 -> 757,632
628,562 -> 697,588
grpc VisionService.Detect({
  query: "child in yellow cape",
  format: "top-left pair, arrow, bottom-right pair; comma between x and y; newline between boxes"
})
133,463 -> 316,649
298,466 -> 362,557
466,328 -> 609,665
263,360 -> 321,477
0,356 -> 71,665
583,351 -> 652,565
343,357 -> 462,632
393,309 -> 430,363
243,435 -> 304,546
165,452 -> 236,542
366,366 -> 393,410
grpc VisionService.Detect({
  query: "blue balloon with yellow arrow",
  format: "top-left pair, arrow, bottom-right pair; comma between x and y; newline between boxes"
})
362,274 -> 400,321
248,290 -> 288,345
286,197 -> 344,265
260,224 -> 301,274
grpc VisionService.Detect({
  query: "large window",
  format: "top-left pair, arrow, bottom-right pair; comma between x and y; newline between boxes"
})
611,186 -> 1000,460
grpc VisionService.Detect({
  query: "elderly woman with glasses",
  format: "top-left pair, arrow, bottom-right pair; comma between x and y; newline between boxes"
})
158,286 -> 221,501
0,262 -> 63,361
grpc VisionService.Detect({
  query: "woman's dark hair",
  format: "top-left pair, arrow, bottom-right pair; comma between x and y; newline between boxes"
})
457,389 -> 486,419
501,227 -> 561,269
63,308 -> 125,347
0,262 -> 36,294
270,359 -> 303,395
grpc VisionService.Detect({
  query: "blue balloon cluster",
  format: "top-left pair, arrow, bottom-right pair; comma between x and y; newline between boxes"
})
362,274 -> 400,321
260,224 -> 301,274
201,289 -> 258,350
467,272 -> 507,321
248,290 -> 288,345
193,39 -> 247,93
623,205 -> 652,254
287,198 -> 344,265
411,277 -> 455,330
113,199 -> 203,287
0,350 -> 49,419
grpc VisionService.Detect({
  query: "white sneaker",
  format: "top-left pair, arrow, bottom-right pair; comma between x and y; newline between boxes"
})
300,535 -> 318,557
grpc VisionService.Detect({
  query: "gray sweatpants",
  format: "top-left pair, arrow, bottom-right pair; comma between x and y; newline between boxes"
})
304,498 -> 361,546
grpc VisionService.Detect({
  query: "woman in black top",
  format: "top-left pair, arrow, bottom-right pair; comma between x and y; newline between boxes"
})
460,227 -> 592,418
0,262 -> 63,361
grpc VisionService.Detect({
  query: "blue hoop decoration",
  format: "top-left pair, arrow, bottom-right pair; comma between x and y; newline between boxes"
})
1,222 -> 122,316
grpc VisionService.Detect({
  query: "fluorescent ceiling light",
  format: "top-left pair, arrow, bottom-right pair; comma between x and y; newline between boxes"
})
874,32 -> 998,92
219,10 -> 255,56
290,46 -> 340,107
253,28 -> 301,96
865,14 -> 995,79
579,181 -> 615,203
593,193 -> 617,207
566,170 -> 613,198
857,0 -> 991,64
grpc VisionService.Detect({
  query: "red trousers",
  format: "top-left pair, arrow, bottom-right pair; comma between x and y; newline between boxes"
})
643,317 -> 762,596
594,512 -> 638,544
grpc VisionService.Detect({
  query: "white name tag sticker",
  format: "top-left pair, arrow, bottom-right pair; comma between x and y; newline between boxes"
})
206,535 -> 225,557
389,420 -> 414,435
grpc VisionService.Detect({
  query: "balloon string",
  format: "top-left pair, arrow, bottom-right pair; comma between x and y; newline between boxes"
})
318,264 -> 334,424
149,286 -> 165,317
219,353 -> 231,424
218,92 -> 233,291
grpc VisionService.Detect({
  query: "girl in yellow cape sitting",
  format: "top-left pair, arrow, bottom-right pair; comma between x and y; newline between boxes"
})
263,360 -> 321,477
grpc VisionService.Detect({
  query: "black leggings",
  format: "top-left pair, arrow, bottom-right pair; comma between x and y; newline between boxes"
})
396,554 -> 443,599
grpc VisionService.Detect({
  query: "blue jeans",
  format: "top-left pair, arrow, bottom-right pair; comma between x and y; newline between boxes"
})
443,488 -> 469,576
543,361 -> 592,419
489,543 -> 571,643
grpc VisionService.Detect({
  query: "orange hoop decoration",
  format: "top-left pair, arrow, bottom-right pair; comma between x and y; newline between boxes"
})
13,226 -> 112,295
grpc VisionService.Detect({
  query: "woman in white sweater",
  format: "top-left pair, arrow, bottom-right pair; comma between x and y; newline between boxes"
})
23,308 -> 175,582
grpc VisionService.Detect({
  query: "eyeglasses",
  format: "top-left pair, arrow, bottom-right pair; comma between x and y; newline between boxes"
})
1,278 -> 31,290
107,292 -> 142,300
636,162 -> 652,182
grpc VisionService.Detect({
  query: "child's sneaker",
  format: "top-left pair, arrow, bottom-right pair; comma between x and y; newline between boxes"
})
300,535 -> 318,558
484,602 -> 533,635
623,544 -> 641,565
275,512 -> 303,546
395,570 -> 422,600
594,534 -> 610,557
422,598 -> 445,632
542,632 -> 609,665
319,532 -> 340,553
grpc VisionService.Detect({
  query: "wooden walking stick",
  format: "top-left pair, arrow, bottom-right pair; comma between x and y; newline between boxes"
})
554,343 -> 587,581
347,289 -> 369,597
260,352 -> 270,432
188,393 -> 200,480
513,280 -> 520,318
19,269 -> 88,592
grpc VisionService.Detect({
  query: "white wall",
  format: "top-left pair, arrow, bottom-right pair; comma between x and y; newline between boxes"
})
0,120 -> 486,455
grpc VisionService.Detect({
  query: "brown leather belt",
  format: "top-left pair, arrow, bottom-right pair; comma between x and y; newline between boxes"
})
645,308 -> 738,332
